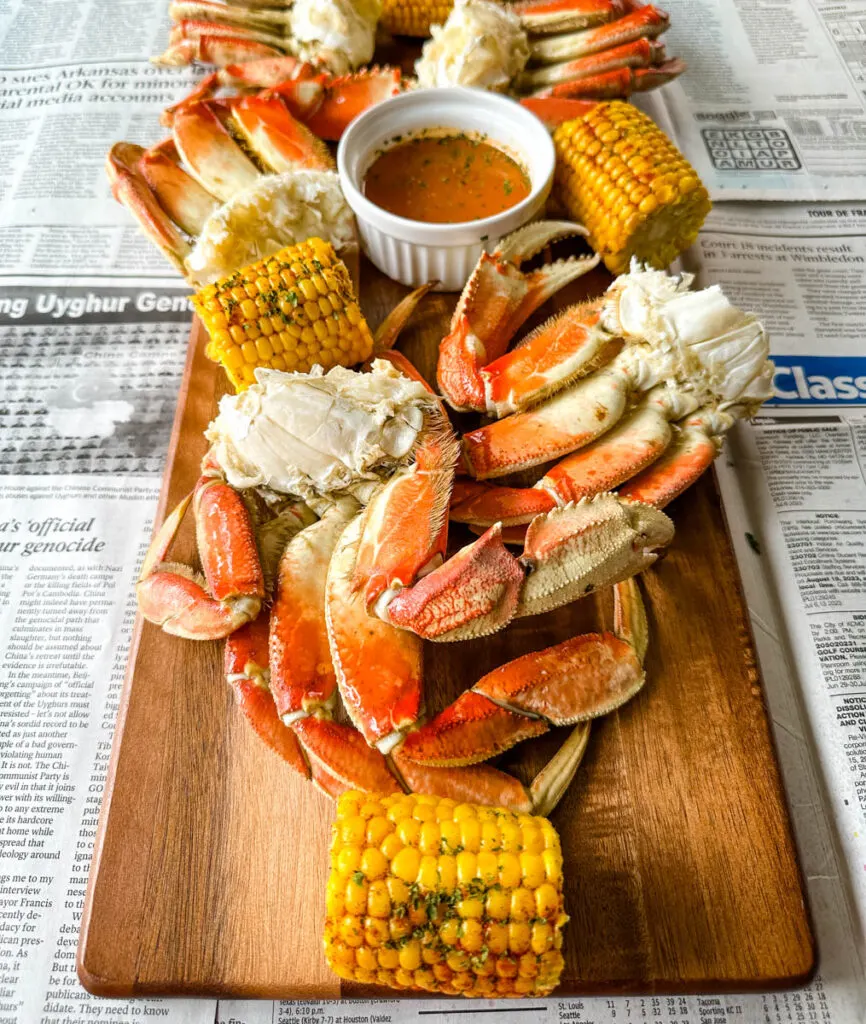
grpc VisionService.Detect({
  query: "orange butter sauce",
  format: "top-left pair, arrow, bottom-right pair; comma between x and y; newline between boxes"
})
363,130 -> 531,224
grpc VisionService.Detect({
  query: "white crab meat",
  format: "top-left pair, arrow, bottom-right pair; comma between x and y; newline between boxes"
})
415,0 -> 530,92
603,261 -> 774,411
206,360 -> 438,503
288,0 -> 381,75
184,169 -> 356,286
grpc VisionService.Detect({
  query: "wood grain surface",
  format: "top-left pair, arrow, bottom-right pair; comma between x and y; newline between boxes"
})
78,257 -> 815,999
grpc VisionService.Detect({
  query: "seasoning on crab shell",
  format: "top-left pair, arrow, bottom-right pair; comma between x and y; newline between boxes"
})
363,132 -> 531,224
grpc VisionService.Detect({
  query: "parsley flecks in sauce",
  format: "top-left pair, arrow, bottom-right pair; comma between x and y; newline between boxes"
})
364,133 -> 530,224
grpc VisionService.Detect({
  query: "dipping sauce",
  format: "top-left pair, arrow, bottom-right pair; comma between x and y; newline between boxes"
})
363,132 -> 531,224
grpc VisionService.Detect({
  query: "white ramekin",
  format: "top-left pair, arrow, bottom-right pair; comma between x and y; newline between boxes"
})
337,87 -> 555,292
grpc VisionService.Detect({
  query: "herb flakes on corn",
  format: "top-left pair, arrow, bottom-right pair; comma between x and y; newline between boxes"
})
553,100 -> 711,275
192,238 -> 374,392
324,790 -> 568,997
380,0 -> 454,37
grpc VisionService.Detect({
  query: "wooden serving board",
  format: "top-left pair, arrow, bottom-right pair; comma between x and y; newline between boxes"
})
78,259 -> 814,999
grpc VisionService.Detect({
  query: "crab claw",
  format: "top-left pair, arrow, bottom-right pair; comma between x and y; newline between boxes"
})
437,221 -> 601,412
171,101 -> 261,202
384,524 -> 526,642
516,493 -> 673,618
106,143 -> 192,275
136,475 -> 264,640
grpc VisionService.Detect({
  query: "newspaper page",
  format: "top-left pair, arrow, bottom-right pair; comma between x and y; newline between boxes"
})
686,200 -> 866,934
0,0 -> 218,1017
649,0 -> 866,201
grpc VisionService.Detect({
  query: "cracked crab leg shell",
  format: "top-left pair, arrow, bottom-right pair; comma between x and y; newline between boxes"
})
292,717 -> 402,794
515,0 -> 625,35
270,502 -> 357,721
535,59 -> 683,99
530,5 -> 669,64
389,750 -> 532,813
479,301 -> 622,417
138,140 -> 219,237
384,524 -> 526,643
225,617 -> 310,777
461,367 -> 630,480
618,410 -> 721,508
171,101 -> 261,202
516,494 -> 673,618
106,143 -> 192,275
538,401 -> 674,503
326,515 -> 423,750
229,93 -> 334,171
437,221 -> 599,412
518,37 -> 664,91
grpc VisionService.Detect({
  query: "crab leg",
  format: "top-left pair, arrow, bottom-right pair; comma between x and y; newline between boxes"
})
155,21 -> 284,65
225,616 -> 310,777
533,58 -> 684,99
437,221 -> 600,411
382,494 -> 672,641
106,143 -> 192,274
515,0 -> 625,35
517,37 -> 665,92
529,4 -> 669,64
229,93 -> 334,171
169,0 -> 291,32
138,139 -> 219,237
326,514 -> 424,752
461,366 -> 631,479
171,101 -> 261,201
400,577 -> 645,767
136,474 -> 263,639
538,400 -> 676,503
296,67 -> 404,141
478,300 -> 621,417
270,502 -> 357,722
519,96 -> 597,129
617,407 -> 726,507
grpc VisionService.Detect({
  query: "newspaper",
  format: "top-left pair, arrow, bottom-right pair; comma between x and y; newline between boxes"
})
652,0 -> 866,201
0,0 -> 865,1021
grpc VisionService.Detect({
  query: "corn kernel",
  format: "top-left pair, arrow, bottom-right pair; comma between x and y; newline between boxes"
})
391,846 -> 421,884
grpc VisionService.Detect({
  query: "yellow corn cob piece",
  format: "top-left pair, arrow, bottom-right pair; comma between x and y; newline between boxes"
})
324,791 -> 568,998
380,0 -> 454,36
553,101 -> 711,275
192,238 -> 374,392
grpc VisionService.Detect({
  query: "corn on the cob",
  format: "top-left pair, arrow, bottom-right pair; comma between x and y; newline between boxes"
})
553,101 -> 711,275
380,0 -> 454,37
324,790 -> 568,997
192,238 -> 374,392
